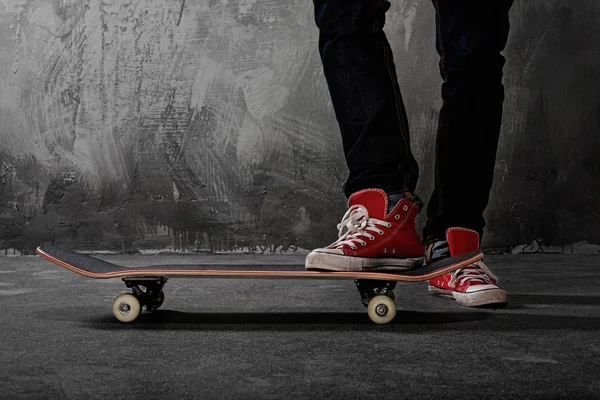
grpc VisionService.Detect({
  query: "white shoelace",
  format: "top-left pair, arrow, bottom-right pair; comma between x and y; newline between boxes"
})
449,261 -> 499,287
331,205 -> 391,250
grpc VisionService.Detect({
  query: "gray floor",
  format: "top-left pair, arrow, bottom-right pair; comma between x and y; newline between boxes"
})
0,252 -> 599,399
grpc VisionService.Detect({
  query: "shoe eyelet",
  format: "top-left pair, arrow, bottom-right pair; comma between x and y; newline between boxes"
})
369,236 -> 375,241
387,223 -> 392,228
394,215 -> 400,220
351,246 -> 357,250
383,248 -> 387,253
378,231 -> 384,235
403,205 -> 408,211
391,249 -> 396,253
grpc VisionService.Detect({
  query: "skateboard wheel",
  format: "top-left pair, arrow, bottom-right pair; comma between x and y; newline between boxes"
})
156,290 -> 165,308
112,293 -> 142,323
147,291 -> 165,312
367,295 -> 396,325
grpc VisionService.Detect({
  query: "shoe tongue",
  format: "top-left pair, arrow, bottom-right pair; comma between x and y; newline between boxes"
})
446,228 -> 480,256
348,189 -> 388,220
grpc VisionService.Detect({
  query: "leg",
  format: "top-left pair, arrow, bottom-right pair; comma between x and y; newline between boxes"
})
310,1 -> 424,303
424,0 -> 514,243
424,0 -> 512,307
313,0 -> 419,197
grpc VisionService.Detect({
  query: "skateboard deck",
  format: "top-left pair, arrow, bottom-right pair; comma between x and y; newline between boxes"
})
36,246 -> 483,324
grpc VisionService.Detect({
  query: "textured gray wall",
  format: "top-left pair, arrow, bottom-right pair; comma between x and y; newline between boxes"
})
0,0 -> 598,254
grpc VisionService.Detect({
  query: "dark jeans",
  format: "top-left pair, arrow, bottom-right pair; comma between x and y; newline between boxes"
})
313,0 -> 514,242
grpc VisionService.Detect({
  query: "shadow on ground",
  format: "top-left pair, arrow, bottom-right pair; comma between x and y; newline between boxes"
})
33,293 -> 600,332
86,309 -> 493,330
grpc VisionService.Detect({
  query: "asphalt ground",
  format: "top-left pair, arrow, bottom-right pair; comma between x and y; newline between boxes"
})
0,252 -> 599,399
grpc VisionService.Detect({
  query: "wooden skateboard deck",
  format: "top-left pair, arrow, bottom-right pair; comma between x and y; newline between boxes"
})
36,246 -> 484,324
36,246 -> 482,281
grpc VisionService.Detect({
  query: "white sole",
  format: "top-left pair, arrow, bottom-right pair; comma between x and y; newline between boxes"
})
429,286 -> 508,307
305,250 -> 422,272
428,286 -> 455,299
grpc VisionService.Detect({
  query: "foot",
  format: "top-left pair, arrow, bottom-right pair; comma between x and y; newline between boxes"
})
305,189 -> 425,271
426,227 -> 508,307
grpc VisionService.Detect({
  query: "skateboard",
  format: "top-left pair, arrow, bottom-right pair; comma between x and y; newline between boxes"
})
36,246 -> 483,324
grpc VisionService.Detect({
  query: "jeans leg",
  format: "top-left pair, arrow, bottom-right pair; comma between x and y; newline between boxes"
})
313,0 -> 419,198
423,0 -> 514,242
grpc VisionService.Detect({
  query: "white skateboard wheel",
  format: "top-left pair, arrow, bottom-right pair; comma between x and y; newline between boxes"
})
367,295 -> 397,324
112,293 -> 141,323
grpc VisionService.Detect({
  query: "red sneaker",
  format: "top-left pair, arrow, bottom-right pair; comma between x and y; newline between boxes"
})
305,189 -> 424,271
427,227 -> 507,307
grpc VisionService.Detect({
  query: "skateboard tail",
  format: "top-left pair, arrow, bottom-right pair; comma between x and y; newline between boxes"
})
36,247 -> 115,279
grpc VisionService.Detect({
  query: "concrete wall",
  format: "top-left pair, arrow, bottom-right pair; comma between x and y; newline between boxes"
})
0,0 -> 598,254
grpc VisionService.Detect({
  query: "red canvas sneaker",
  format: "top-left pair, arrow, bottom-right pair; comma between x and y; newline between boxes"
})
427,227 -> 508,307
305,189 -> 424,271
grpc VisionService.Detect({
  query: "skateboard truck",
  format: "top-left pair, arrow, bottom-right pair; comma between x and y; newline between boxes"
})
354,279 -> 397,306
111,277 -> 168,321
